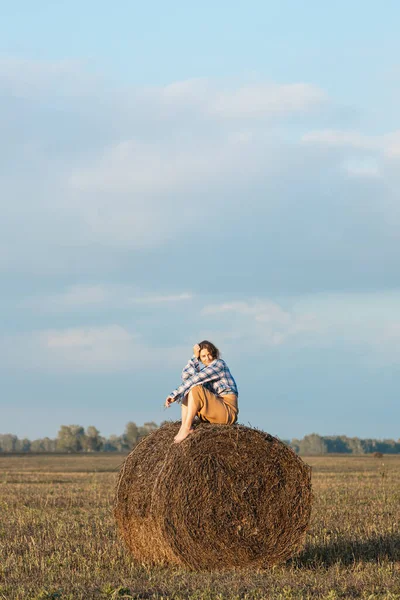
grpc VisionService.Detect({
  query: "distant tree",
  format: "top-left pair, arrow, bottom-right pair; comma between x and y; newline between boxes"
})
103,434 -> 126,452
30,437 -> 56,452
290,439 -> 300,454
324,436 -> 352,454
143,421 -> 158,431
376,439 -> 400,454
346,437 -> 365,454
56,425 -> 85,452
137,421 -> 158,442
297,434 -> 327,455
43,437 -> 57,452
124,422 -> 139,448
16,438 -> 31,452
30,438 -> 45,452
0,434 -> 18,452
30,439 -> 41,452
2,424 -> 400,454
82,426 -> 103,452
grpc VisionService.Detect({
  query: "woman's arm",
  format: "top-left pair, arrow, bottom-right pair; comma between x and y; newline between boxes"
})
170,360 -> 224,403
181,344 -> 202,381
182,357 -> 202,381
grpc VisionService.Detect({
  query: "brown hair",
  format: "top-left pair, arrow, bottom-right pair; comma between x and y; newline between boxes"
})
198,340 -> 220,360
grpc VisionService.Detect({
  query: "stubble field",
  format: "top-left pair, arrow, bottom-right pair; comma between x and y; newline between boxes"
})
0,452 -> 399,600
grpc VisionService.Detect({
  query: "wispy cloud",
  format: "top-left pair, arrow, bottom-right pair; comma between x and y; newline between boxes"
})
4,291 -> 400,373
302,128 -> 400,158
302,129 -> 378,149
202,300 -> 321,347
44,325 -> 133,348
0,56 -> 96,98
342,159 -> 382,178
1,56 -> 400,298
0,325 -> 186,372
200,292 -> 400,365
24,285 -> 193,312
209,82 -> 327,118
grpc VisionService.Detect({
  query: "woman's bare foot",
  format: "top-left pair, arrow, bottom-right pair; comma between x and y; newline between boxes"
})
174,427 -> 194,443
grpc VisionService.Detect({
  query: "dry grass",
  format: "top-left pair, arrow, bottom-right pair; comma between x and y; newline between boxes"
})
0,452 -> 399,599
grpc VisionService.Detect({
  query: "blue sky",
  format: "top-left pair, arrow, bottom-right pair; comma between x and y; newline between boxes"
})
1,1 -> 399,440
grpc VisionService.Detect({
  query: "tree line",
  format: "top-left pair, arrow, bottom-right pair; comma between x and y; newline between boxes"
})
0,425 -> 399,454
289,433 -> 400,455
0,422 -> 158,453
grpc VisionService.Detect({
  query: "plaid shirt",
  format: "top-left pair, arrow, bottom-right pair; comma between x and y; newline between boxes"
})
170,355 -> 238,403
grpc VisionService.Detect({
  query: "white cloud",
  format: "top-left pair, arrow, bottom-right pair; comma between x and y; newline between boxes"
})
384,133 -> 400,158
302,129 -> 378,150
290,291 -> 400,365
202,300 -> 321,347
381,323 -> 400,340
1,55 -> 400,298
353,325 -> 400,367
139,78 -> 328,120
4,290 -> 400,373
0,325 -> 185,373
132,293 -> 193,304
0,56 -> 101,99
302,128 -> 400,159
343,160 -> 382,178
68,137 -> 244,194
45,285 -> 109,308
44,325 -> 132,348
199,291 -> 400,366
24,284 -> 193,312
210,83 -> 327,118
0,60 -> 327,120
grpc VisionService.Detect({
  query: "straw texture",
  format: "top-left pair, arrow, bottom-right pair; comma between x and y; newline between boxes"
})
114,421 -> 312,570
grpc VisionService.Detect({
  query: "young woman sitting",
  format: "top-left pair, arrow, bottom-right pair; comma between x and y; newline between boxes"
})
165,340 -> 239,443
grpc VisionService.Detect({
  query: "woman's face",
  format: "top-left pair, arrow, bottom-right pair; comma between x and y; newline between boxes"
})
200,348 -> 214,366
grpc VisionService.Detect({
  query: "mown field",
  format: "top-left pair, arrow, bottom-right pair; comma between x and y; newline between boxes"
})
0,453 -> 399,600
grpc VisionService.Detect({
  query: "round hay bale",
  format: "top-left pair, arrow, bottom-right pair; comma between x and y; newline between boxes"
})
114,421 -> 312,570
373,451 -> 384,459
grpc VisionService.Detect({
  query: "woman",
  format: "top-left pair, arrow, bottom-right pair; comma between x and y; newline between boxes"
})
165,340 -> 239,443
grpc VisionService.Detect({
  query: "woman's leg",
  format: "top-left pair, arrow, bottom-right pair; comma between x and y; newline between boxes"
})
188,386 -> 237,425
181,394 -> 188,424
174,389 -> 199,443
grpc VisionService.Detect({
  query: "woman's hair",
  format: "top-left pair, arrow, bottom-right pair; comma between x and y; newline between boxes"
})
199,340 -> 220,360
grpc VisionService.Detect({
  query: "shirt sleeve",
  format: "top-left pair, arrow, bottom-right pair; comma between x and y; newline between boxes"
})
181,355 -> 202,381
171,360 -> 223,402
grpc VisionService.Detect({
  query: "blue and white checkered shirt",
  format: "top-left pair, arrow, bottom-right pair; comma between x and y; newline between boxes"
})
170,355 -> 238,403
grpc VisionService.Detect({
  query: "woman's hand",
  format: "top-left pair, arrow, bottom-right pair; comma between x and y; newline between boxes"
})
193,343 -> 200,358
165,396 -> 174,408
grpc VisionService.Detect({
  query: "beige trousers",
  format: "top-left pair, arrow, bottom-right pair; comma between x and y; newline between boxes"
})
186,385 -> 238,425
